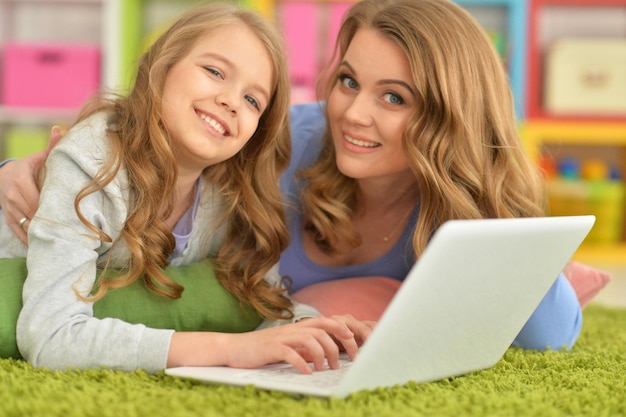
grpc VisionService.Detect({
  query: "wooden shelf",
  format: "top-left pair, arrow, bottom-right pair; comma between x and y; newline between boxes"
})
0,106 -> 78,126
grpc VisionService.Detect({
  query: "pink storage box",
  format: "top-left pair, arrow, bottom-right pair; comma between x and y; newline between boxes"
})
277,2 -> 352,103
1,42 -> 100,108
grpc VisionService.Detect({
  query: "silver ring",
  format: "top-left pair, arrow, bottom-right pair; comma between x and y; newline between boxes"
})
18,217 -> 28,230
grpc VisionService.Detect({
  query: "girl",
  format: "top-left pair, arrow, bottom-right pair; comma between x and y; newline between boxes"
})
0,3 -> 370,374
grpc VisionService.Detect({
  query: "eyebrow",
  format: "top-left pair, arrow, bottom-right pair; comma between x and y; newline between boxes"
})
201,52 -> 271,104
340,61 -> 416,96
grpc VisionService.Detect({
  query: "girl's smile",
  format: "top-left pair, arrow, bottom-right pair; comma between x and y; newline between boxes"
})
197,110 -> 229,136
161,22 -> 273,176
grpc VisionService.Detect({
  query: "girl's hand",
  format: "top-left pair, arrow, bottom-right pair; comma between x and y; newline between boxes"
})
0,126 -> 63,244
167,315 -> 375,374
226,315 -> 375,373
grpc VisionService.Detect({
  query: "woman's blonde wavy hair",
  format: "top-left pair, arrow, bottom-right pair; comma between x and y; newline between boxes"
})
69,3 -> 292,319
301,0 -> 545,259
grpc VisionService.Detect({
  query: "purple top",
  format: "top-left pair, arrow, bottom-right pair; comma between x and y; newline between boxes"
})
171,179 -> 201,260
280,206 -> 418,293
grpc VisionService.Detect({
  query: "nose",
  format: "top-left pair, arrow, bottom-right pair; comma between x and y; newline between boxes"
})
215,89 -> 239,116
343,93 -> 373,126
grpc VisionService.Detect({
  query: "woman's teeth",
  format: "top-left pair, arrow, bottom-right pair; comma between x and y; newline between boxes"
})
345,135 -> 380,148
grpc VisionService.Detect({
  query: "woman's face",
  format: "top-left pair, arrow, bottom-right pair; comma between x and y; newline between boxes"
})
327,28 -> 418,183
161,22 -> 273,175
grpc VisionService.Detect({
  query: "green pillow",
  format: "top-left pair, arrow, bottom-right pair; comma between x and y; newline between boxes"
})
0,258 -> 262,360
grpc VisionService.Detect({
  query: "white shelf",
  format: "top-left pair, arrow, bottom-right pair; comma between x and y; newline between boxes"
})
0,106 -> 79,126
0,0 -> 124,158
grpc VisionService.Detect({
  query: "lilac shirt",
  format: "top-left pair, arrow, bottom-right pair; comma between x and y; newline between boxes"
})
278,102 -> 583,351
171,179 -> 201,260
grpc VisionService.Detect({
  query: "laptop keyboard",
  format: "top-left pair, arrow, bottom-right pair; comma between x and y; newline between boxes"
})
251,358 -> 353,387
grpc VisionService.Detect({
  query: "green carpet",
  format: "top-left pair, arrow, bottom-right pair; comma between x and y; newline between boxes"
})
1,304 -> 624,417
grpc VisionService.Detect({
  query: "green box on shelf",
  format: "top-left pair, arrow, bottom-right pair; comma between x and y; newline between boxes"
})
4,127 -> 48,159
547,179 -> 625,244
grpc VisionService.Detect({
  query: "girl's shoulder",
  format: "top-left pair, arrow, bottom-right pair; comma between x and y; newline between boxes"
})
59,112 -> 111,148
50,112 -> 115,171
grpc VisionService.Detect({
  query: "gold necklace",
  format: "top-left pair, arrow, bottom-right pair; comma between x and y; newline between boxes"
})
376,204 -> 415,243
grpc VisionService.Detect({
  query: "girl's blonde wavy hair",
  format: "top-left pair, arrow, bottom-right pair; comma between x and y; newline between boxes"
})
69,3 -> 292,319
301,0 -> 545,258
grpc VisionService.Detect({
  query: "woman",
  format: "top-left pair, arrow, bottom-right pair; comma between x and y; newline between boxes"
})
280,0 -> 581,350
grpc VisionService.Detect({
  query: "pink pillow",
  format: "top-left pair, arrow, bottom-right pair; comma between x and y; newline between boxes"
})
291,277 -> 401,321
291,262 -> 611,321
562,261 -> 612,308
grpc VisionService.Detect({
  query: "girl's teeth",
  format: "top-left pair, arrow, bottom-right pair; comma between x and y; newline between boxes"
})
200,113 -> 226,135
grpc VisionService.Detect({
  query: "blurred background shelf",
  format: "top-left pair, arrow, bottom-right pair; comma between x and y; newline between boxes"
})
0,0 -> 624,270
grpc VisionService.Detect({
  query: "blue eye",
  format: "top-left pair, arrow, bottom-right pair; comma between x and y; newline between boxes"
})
204,67 -> 223,79
338,74 -> 358,90
383,92 -> 404,105
245,95 -> 260,111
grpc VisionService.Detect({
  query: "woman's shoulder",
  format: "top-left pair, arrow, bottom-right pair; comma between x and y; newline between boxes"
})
289,102 -> 326,152
280,102 -> 327,198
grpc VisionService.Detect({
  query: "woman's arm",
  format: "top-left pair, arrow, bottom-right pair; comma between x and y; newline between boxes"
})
0,127 -> 63,244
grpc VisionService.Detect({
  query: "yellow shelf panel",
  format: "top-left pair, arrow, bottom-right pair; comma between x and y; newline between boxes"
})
521,120 -> 626,267
573,243 -> 626,265
520,121 -> 626,161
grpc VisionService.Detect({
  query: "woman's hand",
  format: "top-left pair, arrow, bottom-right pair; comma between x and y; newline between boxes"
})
0,126 -> 63,244
168,315 -> 375,374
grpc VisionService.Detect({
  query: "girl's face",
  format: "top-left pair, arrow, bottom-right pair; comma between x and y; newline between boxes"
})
161,22 -> 273,174
327,28 -> 418,183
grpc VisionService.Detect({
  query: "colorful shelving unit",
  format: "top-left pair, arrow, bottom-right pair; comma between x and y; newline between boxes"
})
272,0 -> 528,110
2,0 -> 626,269
0,0 -> 123,159
521,121 -> 626,264
454,0 -> 528,119
523,0 -> 626,264
526,0 -> 626,122
274,0 -> 355,103
117,0 -> 278,92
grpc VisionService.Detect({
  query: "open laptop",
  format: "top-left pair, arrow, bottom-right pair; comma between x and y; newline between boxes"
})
166,215 -> 595,398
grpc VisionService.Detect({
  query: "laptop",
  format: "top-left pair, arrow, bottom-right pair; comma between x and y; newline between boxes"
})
166,215 -> 595,398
